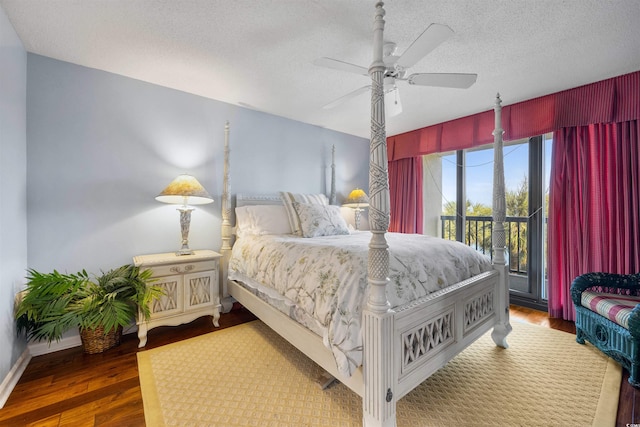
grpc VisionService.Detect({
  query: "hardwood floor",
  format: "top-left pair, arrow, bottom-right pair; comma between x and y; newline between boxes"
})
0,305 -> 635,426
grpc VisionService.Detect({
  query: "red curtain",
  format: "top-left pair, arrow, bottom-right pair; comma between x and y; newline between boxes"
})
388,157 -> 423,233
387,70 -> 640,161
548,120 -> 640,320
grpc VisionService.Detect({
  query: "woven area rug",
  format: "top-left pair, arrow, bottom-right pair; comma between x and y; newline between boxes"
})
137,320 -> 621,427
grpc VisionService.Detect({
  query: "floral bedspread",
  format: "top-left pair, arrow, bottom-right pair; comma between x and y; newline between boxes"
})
228,231 -> 493,377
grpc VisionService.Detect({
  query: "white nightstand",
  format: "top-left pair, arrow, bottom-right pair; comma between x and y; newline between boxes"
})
133,249 -> 221,347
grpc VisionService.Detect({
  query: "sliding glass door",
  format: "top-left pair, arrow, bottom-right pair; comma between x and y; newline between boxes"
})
434,134 -> 552,310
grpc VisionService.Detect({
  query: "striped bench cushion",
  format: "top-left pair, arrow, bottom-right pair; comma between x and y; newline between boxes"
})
581,291 -> 640,329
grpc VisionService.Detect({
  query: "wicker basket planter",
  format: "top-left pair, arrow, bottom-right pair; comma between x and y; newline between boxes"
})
79,326 -> 123,354
15,265 -> 163,353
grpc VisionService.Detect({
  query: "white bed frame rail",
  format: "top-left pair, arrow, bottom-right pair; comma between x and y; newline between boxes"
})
219,3 -> 510,426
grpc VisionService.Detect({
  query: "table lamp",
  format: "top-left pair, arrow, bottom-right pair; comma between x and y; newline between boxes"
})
156,174 -> 213,255
343,188 -> 369,230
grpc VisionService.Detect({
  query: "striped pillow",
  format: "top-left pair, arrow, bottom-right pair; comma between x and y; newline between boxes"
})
581,290 -> 640,329
279,191 -> 329,236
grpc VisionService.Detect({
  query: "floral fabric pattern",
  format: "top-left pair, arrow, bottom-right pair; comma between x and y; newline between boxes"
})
279,192 -> 328,236
293,202 -> 350,237
229,232 -> 493,377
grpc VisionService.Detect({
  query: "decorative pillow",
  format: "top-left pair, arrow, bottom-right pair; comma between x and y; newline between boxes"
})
246,205 -> 292,235
279,191 -> 329,236
293,202 -> 350,238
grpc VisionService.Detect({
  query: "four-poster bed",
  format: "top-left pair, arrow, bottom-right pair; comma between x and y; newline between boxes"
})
219,3 -> 511,426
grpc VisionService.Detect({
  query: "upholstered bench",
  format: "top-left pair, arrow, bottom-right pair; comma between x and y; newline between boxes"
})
571,272 -> 640,387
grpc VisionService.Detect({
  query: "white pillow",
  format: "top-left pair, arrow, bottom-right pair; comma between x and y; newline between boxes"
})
293,202 -> 350,238
234,206 -> 253,238
279,191 -> 329,236
246,205 -> 292,235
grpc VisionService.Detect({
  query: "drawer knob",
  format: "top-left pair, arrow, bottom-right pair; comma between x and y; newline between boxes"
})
170,264 -> 195,274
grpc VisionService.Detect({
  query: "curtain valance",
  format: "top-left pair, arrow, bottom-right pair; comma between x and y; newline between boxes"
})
387,70 -> 640,161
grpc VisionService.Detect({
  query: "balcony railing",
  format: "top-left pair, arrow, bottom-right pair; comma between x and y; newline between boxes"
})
440,215 -> 528,275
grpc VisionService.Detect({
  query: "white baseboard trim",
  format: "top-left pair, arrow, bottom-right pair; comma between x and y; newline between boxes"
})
0,348 -> 31,409
27,325 -> 139,357
28,335 -> 82,357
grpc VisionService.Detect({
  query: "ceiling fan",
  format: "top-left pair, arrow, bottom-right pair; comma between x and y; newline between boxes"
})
314,23 -> 477,116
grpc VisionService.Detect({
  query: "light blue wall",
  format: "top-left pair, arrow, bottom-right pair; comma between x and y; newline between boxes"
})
0,7 -> 369,399
26,54 -> 369,275
0,5 -> 28,388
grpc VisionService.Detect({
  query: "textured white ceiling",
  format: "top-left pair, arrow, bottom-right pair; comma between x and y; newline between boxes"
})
2,0 -> 639,138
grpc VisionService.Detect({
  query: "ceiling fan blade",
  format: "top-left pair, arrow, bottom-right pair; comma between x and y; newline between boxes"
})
396,23 -> 454,69
322,85 -> 371,109
407,73 -> 477,89
313,57 -> 369,76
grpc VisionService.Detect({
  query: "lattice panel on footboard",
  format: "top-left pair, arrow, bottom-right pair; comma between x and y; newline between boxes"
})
401,310 -> 454,375
463,290 -> 494,333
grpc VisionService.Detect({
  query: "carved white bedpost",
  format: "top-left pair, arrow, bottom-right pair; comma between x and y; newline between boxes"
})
330,145 -> 336,205
363,3 -> 395,427
490,94 -> 512,347
220,121 -> 234,313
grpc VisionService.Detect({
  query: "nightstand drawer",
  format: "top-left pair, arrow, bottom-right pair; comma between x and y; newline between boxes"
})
147,260 -> 216,277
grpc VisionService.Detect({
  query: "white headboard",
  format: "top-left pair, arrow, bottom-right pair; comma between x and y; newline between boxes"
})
235,194 -> 282,207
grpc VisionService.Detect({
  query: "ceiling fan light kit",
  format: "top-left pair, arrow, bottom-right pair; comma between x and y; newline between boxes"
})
316,22 -> 478,115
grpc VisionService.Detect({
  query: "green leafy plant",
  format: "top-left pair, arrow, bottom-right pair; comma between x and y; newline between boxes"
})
16,264 -> 163,344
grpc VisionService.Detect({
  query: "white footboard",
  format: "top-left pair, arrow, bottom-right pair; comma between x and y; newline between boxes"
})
227,268 -> 504,409
393,270 -> 499,399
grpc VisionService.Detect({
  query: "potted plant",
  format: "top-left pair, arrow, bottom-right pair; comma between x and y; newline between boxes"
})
15,264 -> 163,354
